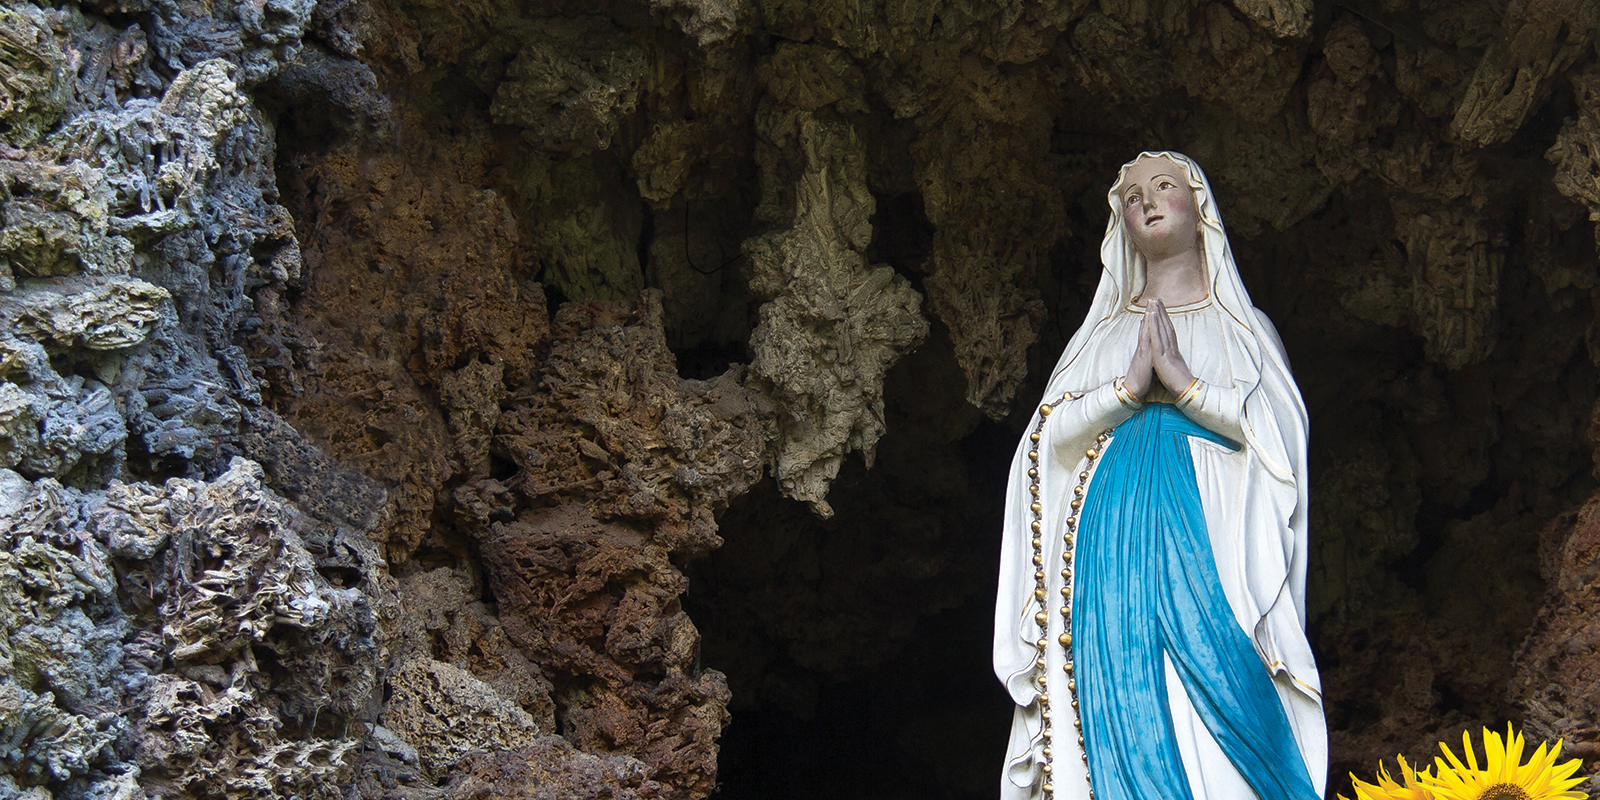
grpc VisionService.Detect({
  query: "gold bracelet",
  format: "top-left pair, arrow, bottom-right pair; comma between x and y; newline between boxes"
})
1175,377 -> 1202,407
1114,376 -> 1143,410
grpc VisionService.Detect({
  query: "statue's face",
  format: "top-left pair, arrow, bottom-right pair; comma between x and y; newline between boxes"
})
1118,155 -> 1199,260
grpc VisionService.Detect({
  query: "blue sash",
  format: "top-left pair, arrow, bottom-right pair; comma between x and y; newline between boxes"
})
1072,403 -> 1318,800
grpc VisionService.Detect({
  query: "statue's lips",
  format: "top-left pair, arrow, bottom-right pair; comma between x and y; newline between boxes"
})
1144,214 -> 1165,227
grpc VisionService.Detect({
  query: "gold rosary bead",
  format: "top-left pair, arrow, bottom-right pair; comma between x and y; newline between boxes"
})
1043,746 -> 1052,758
1028,468 -> 1038,479
1035,611 -> 1049,627
1032,519 -> 1042,532
1059,632 -> 1072,647
1085,448 -> 1098,459
1070,499 -> 1082,510
1040,404 -> 1053,416
1043,784 -> 1054,795
1059,606 -> 1070,617
1064,662 -> 1074,673
1030,485 -> 1040,496
1042,710 -> 1052,722
1036,638 -> 1048,649
1030,432 -> 1040,443
1068,679 -> 1076,691
1031,502 -> 1042,513
1073,719 -> 1082,730
1033,554 -> 1043,565
1060,586 -> 1071,597
1079,471 -> 1089,481
1038,675 -> 1048,687
1036,657 -> 1046,669
1033,537 -> 1042,549
1035,569 -> 1046,581
1097,432 -> 1109,443
1060,568 -> 1070,579
1065,516 -> 1076,529
1078,735 -> 1085,746
1028,450 -> 1038,461
1034,588 -> 1046,600
1071,700 -> 1079,710
1073,485 -> 1084,496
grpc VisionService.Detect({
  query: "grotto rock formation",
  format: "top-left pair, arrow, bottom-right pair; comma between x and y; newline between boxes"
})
1512,496 -> 1600,767
1,458 -> 388,798
743,90 -> 928,516
5,0 -> 1600,797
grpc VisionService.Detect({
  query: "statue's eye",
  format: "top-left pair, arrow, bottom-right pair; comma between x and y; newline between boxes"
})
1158,180 -> 1174,190
1125,193 -> 1141,206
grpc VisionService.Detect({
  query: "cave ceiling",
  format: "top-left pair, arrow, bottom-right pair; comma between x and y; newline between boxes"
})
1,0 -> 1599,798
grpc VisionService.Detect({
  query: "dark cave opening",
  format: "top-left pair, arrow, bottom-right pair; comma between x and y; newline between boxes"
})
685,321 -> 1019,800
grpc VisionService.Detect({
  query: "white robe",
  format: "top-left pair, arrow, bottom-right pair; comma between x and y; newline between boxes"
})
993,296 -> 1327,800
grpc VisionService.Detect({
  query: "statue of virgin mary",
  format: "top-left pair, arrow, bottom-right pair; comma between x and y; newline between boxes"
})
993,152 -> 1327,800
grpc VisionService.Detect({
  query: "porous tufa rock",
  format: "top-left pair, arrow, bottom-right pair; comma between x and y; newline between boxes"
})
0,5 -> 71,148
1391,198 -> 1503,371
117,458 -> 384,799
908,51 -> 1061,417
381,659 -> 548,780
0,337 -> 126,482
1228,0 -> 1313,41
390,566 -> 556,729
480,504 -> 730,800
1449,0 -> 1598,147
489,17 -> 645,156
0,457 -> 389,798
445,737 -> 661,800
53,58 -> 250,235
1,275 -> 169,351
1548,66 -> 1600,251
0,475 -> 121,789
642,0 -> 747,49
0,678 -> 118,786
0,153 -> 130,284
495,294 -> 773,555
743,106 -> 927,516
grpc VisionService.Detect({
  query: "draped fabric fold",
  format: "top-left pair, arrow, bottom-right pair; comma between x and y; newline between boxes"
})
1075,404 -> 1319,800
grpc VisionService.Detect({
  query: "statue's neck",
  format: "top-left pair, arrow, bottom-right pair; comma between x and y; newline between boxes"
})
1136,249 -> 1207,307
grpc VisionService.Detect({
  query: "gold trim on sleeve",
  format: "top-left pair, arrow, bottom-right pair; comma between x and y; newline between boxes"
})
1114,377 -> 1143,410
1174,378 -> 1202,408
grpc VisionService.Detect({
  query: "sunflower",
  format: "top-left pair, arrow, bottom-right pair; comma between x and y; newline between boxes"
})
1419,724 -> 1588,800
1340,755 -> 1434,800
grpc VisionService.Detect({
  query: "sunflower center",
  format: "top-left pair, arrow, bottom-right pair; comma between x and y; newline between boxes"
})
1476,783 -> 1531,800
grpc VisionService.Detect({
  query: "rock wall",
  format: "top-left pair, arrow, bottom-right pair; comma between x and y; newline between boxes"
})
2,0 -> 1600,798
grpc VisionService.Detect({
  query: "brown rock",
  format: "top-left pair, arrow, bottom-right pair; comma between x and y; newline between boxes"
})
446,737 -> 661,800
479,505 -> 730,800
1511,495 -> 1600,756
